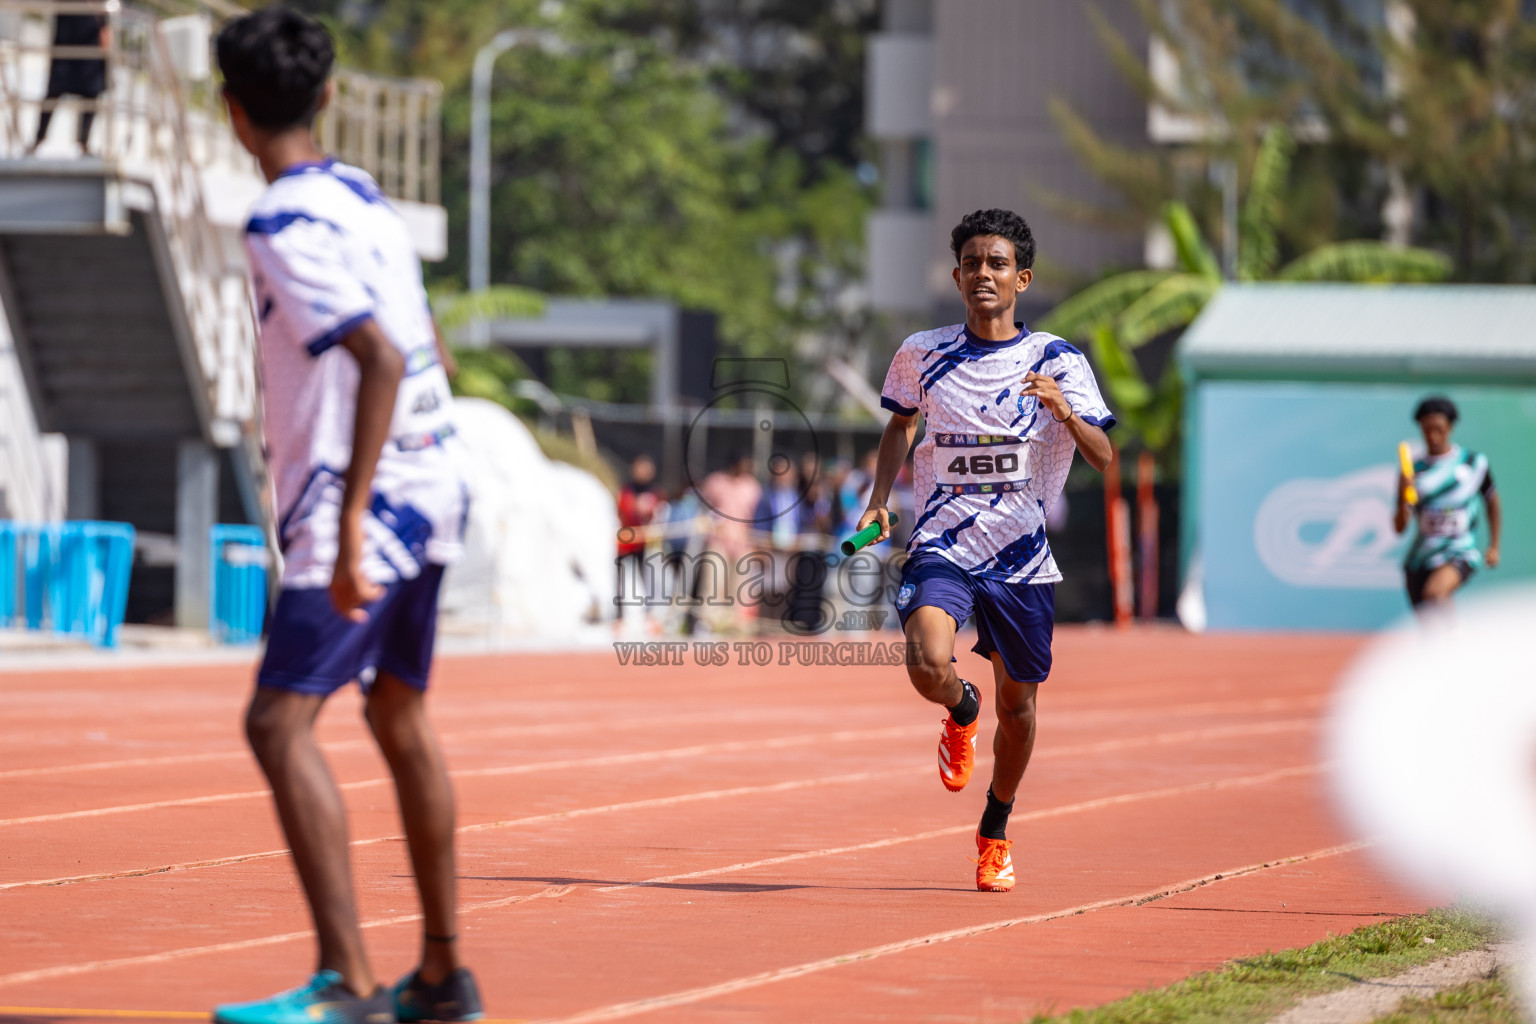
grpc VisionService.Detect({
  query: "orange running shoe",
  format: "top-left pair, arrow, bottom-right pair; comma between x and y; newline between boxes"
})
975,832 -> 1015,892
937,686 -> 980,792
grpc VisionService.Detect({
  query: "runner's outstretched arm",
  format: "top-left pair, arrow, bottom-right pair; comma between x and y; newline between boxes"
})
1486,489 -> 1502,568
857,411 -> 919,542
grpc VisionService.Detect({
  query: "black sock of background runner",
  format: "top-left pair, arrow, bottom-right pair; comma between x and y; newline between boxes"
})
979,787 -> 1014,841
947,679 -> 980,727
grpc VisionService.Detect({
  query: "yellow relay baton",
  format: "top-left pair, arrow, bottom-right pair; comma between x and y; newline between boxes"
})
1398,442 -> 1418,506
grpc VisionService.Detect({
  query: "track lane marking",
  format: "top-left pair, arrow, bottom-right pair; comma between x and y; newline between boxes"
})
0,1012 -> 528,1024
0,721 -> 1318,889
534,840 -> 1373,1024
594,763 -> 1323,893
0,709 -> 833,780
0,726 -> 929,828
0,1007 -> 209,1020
0,764 -> 1326,986
0,767 -> 932,891
0,718 -> 1313,830
0,695 -> 1322,780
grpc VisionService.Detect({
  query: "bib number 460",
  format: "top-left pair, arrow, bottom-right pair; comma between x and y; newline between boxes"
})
946,453 -> 1019,475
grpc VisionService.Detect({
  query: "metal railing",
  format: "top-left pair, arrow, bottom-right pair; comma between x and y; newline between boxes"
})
320,70 -> 441,206
0,0 -> 442,205
0,0 -> 260,443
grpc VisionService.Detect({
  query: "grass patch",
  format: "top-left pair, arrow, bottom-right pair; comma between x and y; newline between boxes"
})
1027,907 -> 1500,1024
1373,975 -> 1523,1024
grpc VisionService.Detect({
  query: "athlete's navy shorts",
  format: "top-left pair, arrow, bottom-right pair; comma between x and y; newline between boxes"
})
895,551 -> 1054,684
257,564 -> 445,697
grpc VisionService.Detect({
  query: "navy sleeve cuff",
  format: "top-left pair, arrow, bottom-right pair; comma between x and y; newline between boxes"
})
305,311 -> 375,357
881,395 -> 918,416
1081,412 -> 1117,432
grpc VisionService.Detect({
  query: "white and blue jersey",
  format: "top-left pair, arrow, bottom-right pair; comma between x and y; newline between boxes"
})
244,158 -> 467,589
880,323 -> 1114,584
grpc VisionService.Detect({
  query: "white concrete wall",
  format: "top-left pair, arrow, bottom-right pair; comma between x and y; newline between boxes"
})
0,312 -> 65,521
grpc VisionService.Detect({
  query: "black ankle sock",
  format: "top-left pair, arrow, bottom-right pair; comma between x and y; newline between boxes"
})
947,679 -> 980,727
979,787 -> 1014,840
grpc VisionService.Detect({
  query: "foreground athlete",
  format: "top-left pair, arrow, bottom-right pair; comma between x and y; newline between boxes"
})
214,9 -> 480,1022
1394,395 -> 1502,612
857,208 -> 1114,892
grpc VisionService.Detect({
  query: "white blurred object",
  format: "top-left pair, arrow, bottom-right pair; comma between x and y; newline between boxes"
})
1177,552 -> 1207,633
159,15 -> 211,81
1329,587 -> 1536,1019
439,398 -> 616,640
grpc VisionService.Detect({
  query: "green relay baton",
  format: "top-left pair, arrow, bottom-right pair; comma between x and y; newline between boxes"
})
840,513 -> 900,557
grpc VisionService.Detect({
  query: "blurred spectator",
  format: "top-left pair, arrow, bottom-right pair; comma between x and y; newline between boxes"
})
29,8 -> 110,156
617,454 -> 661,556
797,451 -> 834,537
848,449 -> 879,520
698,452 -> 761,631
756,454 -> 801,550
754,454 -> 802,627
615,453 -> 661,631
789,451 -> 834,634
661,481 -> 704,635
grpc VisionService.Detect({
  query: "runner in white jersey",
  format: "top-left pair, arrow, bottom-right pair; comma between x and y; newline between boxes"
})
248,154 -> 468,589
212,10 -> 480,1024
857,209 -> 1115,893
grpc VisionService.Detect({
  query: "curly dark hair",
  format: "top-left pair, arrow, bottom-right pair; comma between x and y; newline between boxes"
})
217,8 -> 334,130
1414,395 -> 1459,424
950,209 -> 1037,270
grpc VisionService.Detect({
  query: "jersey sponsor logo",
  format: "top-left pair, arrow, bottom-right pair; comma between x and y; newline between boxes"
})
1253,464 -> 1407,589
411,388 -> 443,416
896,583 -> 916,610
1419,506 -> 1471,539
933,433 -> 1023,447
935,441 -> 1032,497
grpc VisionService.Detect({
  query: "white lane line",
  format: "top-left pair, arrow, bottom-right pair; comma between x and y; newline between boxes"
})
0,766 -> 931,891
0,719 -> 1319,885
455,767 -> 922,836
0,726 -> 929,828
534,840 -> 1373,1024
0,710 -> 823,781
595,763 -> 1323,893
0,789 -> 275,828
0,764 -> 1329,989
0,694 -> 1320,781
0,718 -> 1312,829
0,886 -> 578,990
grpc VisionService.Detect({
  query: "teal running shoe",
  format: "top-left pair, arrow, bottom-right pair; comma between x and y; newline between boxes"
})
393,967 -> 484,1023
213,970 -> 394,1024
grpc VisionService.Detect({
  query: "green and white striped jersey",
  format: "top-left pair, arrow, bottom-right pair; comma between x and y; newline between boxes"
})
1405,444 -> 1496,573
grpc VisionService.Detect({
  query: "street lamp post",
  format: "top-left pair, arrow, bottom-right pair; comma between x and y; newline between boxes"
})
469,29 -> 549,295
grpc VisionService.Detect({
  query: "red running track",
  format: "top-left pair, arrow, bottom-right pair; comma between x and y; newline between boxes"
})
0,628 -> 1422,1023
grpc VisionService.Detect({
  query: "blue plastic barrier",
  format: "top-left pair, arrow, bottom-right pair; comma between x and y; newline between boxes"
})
0,521 -> 135,647
211,524 -> 269,645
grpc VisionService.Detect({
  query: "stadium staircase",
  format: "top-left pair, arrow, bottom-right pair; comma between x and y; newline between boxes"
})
0,0 -> 444,626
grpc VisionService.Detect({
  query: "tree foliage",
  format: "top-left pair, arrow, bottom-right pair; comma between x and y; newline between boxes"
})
1054,0 -> 1536,282
1040,125 -> 1450,456
289,0 -> 877,399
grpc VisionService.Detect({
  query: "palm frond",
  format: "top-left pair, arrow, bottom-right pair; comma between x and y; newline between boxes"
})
1114,273 -> 1221,349
1276,241 -> 1453,283
432,286 -> 547,333
1163,201 -> 1221,280
1238,123 -> 1295,281
1036,270 -> 1174,340
1050,98 -> 1179,215
1089,325 -> 1153,411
